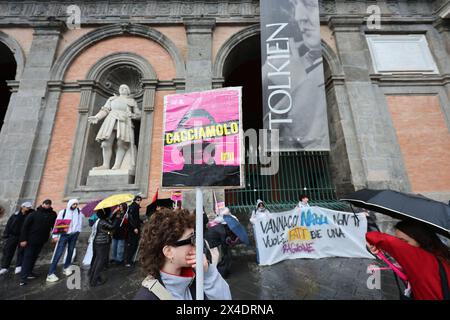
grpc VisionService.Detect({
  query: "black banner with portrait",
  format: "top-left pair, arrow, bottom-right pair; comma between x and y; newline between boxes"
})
260,0 -> 330,151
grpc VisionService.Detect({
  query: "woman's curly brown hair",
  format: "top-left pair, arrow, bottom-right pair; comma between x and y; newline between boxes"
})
139,208 -> 195,277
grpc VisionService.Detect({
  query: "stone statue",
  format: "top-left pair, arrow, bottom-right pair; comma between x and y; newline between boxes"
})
88,84 -> 140,171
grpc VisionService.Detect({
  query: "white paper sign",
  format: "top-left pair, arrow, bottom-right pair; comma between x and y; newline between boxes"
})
254,206 -> 374,266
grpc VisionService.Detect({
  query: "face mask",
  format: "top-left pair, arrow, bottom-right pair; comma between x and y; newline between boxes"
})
258,207 -> 265,212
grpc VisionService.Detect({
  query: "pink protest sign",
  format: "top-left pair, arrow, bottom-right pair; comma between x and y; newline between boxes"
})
162,87 -> 244,188
171,191 -> 183,202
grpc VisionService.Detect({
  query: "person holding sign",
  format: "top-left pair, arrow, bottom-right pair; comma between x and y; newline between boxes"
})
250,200 -> 272,225
46,199 -> 83,283
250,200 -> 272,264
297,195 -> 310,210
134,208 -> 231,300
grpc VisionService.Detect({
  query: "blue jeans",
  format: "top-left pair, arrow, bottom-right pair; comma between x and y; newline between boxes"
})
48,232 -> 79,275
111,239 -> 125,262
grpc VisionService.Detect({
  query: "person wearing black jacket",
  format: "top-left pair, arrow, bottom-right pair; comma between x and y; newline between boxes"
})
0,202 -> 33,275
125,196 -> 143,267
110,203 -> 128,264
19,199 -> 56,285
89,208 -> 120,287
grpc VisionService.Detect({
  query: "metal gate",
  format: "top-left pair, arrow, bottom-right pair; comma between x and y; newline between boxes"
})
225,151 -> 348,212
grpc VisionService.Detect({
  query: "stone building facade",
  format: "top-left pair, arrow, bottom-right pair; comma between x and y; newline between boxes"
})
0,0 -> 450,218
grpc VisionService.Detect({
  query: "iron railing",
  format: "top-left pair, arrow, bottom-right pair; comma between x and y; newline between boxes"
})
226,151 -> 349,213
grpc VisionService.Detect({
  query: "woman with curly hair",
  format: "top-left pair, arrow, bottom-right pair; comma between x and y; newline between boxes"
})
134,208 -> 231,300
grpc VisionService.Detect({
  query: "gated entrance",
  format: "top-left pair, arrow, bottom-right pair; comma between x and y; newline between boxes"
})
221,32 -> 348,213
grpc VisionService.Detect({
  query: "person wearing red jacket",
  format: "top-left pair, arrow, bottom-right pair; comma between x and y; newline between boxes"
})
366,220 -> 450,300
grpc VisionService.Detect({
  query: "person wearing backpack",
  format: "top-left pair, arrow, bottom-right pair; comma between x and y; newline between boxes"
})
134,208 -> 231,300
367,220 -> 450,300
46,199 -> 83,283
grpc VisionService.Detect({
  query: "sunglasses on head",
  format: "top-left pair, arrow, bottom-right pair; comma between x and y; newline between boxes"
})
172,232 -> 195,247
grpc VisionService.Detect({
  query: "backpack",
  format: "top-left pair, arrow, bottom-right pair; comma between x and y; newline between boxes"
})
141,276 -> 175,300
141,274 -> 206,300
394,256 -> 450,300
437,257 -> 450,300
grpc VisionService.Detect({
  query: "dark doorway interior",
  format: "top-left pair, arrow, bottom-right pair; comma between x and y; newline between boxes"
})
0,42 -> 16,133
223,35 -> 262,132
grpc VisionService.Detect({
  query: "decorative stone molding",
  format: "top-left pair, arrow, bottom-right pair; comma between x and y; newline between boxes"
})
213,24 -> 343,79
183,17 -> 216,35
51,23 -> 185,81
213,24 -> 259,81
5,80 -> 20,93
366,34 -> 440,74
63,51 -> 158,201
0,1 -> 442,25
0,1 -> 260,24
370,73 -> 450,87
328,16 -> 365,33
86,52 -> 157,98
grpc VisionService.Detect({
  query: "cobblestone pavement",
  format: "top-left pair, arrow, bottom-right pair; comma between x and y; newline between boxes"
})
0,253 -> 399,300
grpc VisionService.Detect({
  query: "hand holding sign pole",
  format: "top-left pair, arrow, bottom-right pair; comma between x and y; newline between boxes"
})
195,187 -> 204,300
162,87 -> 244,301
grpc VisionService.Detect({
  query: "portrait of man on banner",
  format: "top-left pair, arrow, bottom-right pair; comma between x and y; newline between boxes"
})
261,0 -> 330,151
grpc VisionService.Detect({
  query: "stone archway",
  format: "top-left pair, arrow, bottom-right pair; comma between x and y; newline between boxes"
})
0,31 -> 25,80
35,24 -> 185,202
0,32 -> 24,135
214,25 -> 356,208
64,52 -> 158,201
51,24 -> 185,82
0,41 -> 16,134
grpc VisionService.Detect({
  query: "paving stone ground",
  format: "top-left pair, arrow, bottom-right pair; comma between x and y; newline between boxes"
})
0,252 -> 399,300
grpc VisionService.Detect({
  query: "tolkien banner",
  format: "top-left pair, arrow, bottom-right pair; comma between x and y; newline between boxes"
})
253,207 -> 373,266
162,87 -> 244,188
260,0 -> 330,151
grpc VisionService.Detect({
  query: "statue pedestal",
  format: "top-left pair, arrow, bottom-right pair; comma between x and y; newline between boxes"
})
86,169 -> 135,186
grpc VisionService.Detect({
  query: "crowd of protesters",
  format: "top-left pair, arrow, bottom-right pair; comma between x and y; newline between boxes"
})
1,193 -> 449,301
0,195 -> 145,287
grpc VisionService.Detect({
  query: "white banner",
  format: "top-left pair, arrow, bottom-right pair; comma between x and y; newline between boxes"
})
254,206 -> 374,266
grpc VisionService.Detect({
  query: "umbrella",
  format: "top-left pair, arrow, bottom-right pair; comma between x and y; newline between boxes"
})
223,215 -> 250,245
94,193 -> 134,211
81,199 -> 102,218
146,198 -> 175,216
205,224 -> 227,248
341,189 -> 450,237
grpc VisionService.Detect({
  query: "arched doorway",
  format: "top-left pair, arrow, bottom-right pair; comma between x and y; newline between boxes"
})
223,34 -> 262,132
219,31 -> 345,212
0,41 -> 17,133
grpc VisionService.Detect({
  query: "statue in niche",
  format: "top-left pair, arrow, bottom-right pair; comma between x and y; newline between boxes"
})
88,84 -> 140,172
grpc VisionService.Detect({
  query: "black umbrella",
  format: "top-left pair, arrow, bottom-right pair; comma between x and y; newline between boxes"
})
341,189 -> 450,237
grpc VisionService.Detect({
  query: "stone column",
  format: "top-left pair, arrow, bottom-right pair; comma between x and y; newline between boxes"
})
183,17 -> 216,92
0,22 -> 63,214
435,18 -> 450,113
182,17 -> 220,213
64,80 -> 96,195
329,17 -> 410,192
